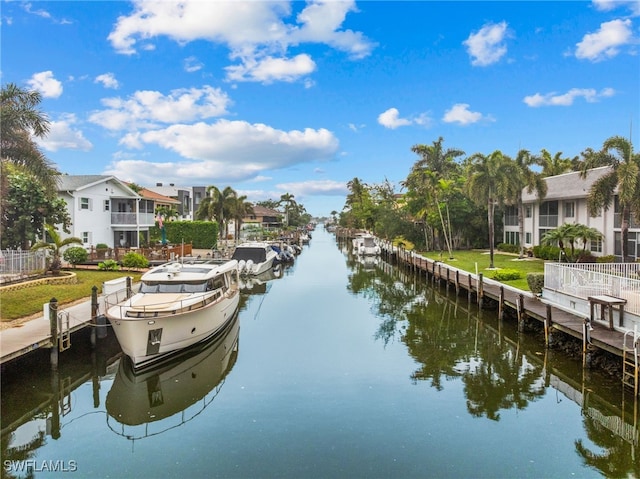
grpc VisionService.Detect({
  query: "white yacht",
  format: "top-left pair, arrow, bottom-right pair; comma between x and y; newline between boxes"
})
231,242 -> 278,276
104,258 -> 240,370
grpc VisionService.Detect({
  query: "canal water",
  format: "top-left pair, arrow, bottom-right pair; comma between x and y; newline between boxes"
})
1,227 -> 638,478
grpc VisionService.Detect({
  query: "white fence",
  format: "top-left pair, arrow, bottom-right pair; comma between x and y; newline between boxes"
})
0,250 -> 48,282
544,262 -> 640,316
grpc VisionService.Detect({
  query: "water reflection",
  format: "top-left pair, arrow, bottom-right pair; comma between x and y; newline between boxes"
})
342,243 -> 639,477
238,265 -> 284,295
106,314 -> 239,443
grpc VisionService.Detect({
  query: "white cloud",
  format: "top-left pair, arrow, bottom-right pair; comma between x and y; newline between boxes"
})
105,119 -> 339,185
36,114 -> 93,152
575,19 -> 633,61
95,73 -> 120,89
592,0 -> 640,16
523,87 -> 615,107
377,108 -> 412,129
184,56 -> 203,73
26,71 -> 63,98
275,179 -> 349,197
463,21 -> 509,66
88,85 -> 231,131
107,0 -> 374,83
442,103 -> 490,125
225,54 -> 316,83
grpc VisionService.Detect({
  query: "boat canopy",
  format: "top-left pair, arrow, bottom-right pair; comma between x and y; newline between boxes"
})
232,247 -> 267,263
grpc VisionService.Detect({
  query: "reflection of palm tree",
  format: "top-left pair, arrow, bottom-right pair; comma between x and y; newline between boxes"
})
575,412 -> 640,478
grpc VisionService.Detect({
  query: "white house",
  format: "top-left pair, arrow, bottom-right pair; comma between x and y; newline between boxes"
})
57,175 -> 156,249
503,166 -> 639,262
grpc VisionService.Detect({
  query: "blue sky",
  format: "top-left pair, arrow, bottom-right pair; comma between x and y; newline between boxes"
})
2,1 -> 639,217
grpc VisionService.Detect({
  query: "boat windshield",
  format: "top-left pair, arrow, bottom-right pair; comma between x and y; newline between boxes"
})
232,247 -> 267,263
139,281 -> 209,293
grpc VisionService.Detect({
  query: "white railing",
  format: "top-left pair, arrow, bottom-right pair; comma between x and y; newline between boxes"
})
0,249 -> 48,279
545,262 -> 640,316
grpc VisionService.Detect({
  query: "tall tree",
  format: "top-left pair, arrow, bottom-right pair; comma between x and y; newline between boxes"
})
278,193 -> 297,227
406,137 -> 464,259
229,195 -> 253,242
509,149 -> 547,258
195,185 -> 237,240
536,149 -> 574,177
466,150 -> 513,269
580,136 -> 640,262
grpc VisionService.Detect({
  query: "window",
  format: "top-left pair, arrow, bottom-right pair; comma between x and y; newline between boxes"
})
539,201 -> 558,227
563,201 -> 575,218
82,232 -> 91,244
504,231 -> 519,245
525,205 -> 532,218
614,231 -> 639,261
590,238 -> 602,253
80,197 -> 91,210
525,232 -> 532,244
504,205 -> 518,226
104,200 -> 110,211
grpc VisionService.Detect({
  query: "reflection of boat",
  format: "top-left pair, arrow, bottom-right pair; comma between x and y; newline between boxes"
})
353,233 -> 381,256
105,259 -> 240,370
231,242 -> 278,276
239,266 -> 282,294
106,314 -> 239,440
358,255 -> 381,269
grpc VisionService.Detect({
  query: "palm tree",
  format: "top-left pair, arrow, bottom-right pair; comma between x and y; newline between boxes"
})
278,193 -> 297,227
465,150 -> 513,269
508,149 -> 547,258
229,195 -> 253,242
195,185 -> 237,240
541,223 -> 603,262
537,149 -> 574,177
31,224 -> 82,274
580,136 -> 640,262
406,137 -> 464,259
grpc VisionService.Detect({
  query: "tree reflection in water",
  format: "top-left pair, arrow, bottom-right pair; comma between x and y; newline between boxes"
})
345,250 -> 639,477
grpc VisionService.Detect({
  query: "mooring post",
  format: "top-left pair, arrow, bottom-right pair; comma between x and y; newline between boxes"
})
544,304 -> 552,347
455,270 -> 460,295
91,285 -> 98,348
126,276 -> 132,298
49,297 -> 59,371
446,268 -> 450,292
517,294 -> 525,332
498,286 -> 505,320
467,274 -> 472,302
478,273 -> 484,310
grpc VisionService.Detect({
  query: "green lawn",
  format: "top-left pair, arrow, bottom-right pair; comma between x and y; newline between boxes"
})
419,249 -> 545,291
1,269 -> 143,321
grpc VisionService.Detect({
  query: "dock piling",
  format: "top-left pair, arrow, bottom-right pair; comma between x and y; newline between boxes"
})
49,297 -> 58,371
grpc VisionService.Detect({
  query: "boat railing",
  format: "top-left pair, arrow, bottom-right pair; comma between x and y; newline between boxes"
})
105,289 -> 224,319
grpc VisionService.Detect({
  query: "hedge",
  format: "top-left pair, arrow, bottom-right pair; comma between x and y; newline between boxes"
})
150,221 -> 219,249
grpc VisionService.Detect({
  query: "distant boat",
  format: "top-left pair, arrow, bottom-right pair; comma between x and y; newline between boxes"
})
353,233 -> 381,256
231,242 -> 278,276
105,258 -> 240,370
106,314 -> 239,441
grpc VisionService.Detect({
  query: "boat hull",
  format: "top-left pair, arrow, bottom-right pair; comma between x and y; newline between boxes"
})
107,291 -> 240,370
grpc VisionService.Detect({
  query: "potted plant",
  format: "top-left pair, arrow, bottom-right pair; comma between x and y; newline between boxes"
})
96,243 -> 109,259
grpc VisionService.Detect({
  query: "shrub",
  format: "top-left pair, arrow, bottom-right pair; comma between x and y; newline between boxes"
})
98,259 -> 120,271
576,252 -> 597,263
63,247 -> 88,268
121,252 -> 149,270
526,273 -> 545,295
96,243 -> 109,249
596,255 -> 616,263
492,269 -> 522,281
532,245 -> 561,260
497,243 -> 519,254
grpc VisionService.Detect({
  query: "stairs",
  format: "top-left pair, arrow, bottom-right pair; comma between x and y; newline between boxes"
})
623,328 -> 639,396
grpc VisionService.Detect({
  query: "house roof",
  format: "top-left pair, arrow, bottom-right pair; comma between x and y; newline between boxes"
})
250,205 -> 282,217
135,186 -> 181,204
57,175 -> 138,196
522,166 -> 614,202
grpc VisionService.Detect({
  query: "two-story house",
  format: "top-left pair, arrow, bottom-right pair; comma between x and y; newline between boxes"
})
57,175 -> 157,249
503,166 -> 639,261
146,183 -> 193,220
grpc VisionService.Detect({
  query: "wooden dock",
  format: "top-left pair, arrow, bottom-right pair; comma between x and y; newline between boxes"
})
379,242 -> 639,395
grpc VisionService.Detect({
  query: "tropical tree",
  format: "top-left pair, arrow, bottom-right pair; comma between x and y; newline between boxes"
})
537,149 -> 574,177
1,164 -> 71,249
579,136 -> 640,262
31,224 -> 82,274
229,195 -> 253,242
541,223 -> 603,262
405,137 -> 465,259
195,185 -> 237,240
344,178 -> 375,230
508,149 -> 547,258
465,150 -> 513,269
278,193 -> 297,227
